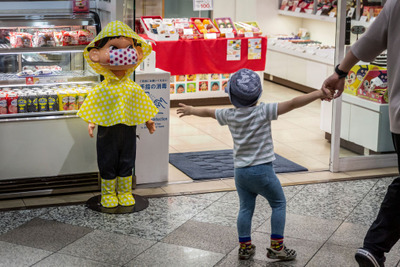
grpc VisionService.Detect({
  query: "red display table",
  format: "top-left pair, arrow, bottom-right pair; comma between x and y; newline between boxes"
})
145,36 -> 267,75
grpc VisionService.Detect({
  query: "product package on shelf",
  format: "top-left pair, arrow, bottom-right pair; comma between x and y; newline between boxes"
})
140,16 -> 179,41
299,0 -> 314,13
357,70 -> 388,104
214,17 -> 236,37
234,22 -> 262,37
191,18 -> 220,39
344,64 -> 385,96
173,18 -> 200,40
5,27 -> 95,48
0,84 -> 95,115
362,6 -> 383,21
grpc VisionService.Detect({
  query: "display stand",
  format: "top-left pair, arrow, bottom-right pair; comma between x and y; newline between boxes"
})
86,194 -> 149,214
142,35 -> 267,106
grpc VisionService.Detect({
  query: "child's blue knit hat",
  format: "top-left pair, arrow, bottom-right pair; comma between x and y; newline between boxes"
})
226,68 -> 262,108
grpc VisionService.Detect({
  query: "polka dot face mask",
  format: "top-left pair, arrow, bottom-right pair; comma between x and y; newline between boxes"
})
109,48 -> 138,66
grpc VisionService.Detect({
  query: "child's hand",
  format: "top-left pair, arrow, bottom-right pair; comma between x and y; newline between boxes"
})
319,88 -> 333,101
177,103 -> 193,117
88,122 -> 96,138
146,120 -> 156,134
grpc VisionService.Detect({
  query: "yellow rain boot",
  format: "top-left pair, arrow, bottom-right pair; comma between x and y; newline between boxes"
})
100,178 -> 118,208
117,176 -> 135,206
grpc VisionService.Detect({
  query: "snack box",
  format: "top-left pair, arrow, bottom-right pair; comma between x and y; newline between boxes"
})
344,65 -> 385,96
213,17 -> 236,37
234,21 -> 262,37
173,18 -> 201,40
190,17 -> 220,39
140,16 -> 179,41
357,70 -> 388,103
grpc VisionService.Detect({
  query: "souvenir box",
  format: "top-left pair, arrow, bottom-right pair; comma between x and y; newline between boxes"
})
234,21 -> 262,37
344,65 -> 385,96
213,17 -> 236,37
190,17 -> 220,39
357,70 -> 388,104
140,16 -> 179,41
173,18 -> 201,40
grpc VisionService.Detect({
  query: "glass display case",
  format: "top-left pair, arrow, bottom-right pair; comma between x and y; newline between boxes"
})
0,11 -> 102,185
0,12 -> 101,119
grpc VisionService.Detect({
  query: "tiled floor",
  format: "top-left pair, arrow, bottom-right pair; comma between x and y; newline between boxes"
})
1,177 -> 400,266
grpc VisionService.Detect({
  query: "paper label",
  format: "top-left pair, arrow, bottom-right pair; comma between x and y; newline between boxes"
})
244,32 -> 254,38
225,32 -> 235,38
205,33 -> 217,39
183,28 -> 193,35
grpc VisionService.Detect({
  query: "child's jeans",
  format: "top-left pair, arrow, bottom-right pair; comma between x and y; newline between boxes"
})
235,162 -> 286,241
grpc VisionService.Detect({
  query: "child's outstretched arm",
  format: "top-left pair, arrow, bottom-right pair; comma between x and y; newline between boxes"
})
177,103 -> 216,119
278,89 -> 331,116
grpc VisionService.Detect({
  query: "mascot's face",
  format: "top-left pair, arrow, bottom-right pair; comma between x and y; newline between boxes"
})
346,71 -> 356,85
88,36 -> 143,72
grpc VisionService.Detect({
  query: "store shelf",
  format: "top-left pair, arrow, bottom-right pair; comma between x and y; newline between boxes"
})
0,45 -> 86,55
268,45 -> 334,65
0,110 -> 78,122
278,10 -> 336,23
343,93 -> 388,112
0,70 -> 98,87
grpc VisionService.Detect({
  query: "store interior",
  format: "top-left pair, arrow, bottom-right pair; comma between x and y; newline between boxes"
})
0,0 -> 398,210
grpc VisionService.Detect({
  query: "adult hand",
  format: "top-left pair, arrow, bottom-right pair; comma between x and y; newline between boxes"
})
322,73 -> 345,100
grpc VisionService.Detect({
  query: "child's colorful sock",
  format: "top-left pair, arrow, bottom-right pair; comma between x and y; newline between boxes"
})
239,237 -> 252,248
271,234 -> 284,251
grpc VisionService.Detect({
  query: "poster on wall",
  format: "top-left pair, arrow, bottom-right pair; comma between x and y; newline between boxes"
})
227,39 -> 241,61
248,38 -> 262,60
193,0 -> 213,11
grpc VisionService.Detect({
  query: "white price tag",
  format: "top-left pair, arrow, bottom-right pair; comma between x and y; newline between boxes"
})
220,28 -> 233,34
316,10 -> 322,16
284,6 -> 289,11
360,16 -> 368,22
329,12 -> 336,17
295,7 -> 301,12
244,32 -> 254,38
225,32 -> 235,38
205,33 -> 217,39
183,28 -> 193,35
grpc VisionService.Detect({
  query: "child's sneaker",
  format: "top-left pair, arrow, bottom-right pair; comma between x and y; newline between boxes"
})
267,245 -> 297,261
238,244 -> 256,260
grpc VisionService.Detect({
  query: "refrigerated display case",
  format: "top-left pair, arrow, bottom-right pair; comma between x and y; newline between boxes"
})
0,12 -> 102,190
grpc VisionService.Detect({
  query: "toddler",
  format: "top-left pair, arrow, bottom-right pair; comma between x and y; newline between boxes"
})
177,68 -> 330,261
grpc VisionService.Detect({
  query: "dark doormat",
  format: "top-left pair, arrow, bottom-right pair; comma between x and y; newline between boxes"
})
169,149 -> 308,180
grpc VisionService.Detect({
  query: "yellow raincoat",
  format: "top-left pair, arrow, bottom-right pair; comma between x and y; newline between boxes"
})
77,21 -> 158,126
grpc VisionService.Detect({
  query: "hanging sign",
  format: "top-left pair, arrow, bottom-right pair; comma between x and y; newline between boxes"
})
193,0 -> 213,11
